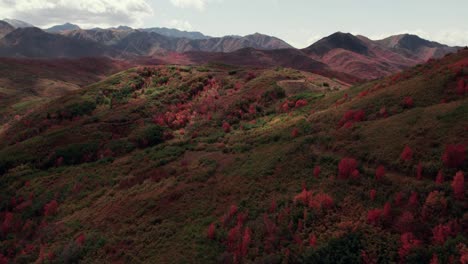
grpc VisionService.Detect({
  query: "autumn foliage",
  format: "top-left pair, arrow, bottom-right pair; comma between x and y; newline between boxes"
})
442,144 -> 466,168
338,158 -> 358,179
400,146 -> 413,162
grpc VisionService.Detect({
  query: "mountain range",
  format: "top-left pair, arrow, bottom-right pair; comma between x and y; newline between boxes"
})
0,19 -> 462,79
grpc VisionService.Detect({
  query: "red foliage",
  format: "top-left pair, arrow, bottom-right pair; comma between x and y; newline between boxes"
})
416,162 -> 423,180
338,158 -> 358,179
442,144 -> 466,168
295,99 -> 308,108
338,110 -> 365,128
375,165 -> 385,180
246,72 -> 256,81
435,170 -> 444,184
382,202 -> 392,219
367,209 -> 382,225
430,254 -> 439,264
456,79 -> 465,95
398,233 -> 422,260
2,212 -> 14,234
207,223 -> 216,240
309,193 -> 334,210
422,191 -> 447,220
351,169 -> 360,179
0,254 -> 7,264
294,188 -> 312,205
400,146 -> 413,162
369,189 -> 377,201
75,234 -> 86,246
408,192 -> 418,207
291,128 -> 299,138
309,234 -> 317,248
451,171 -> 465,200
222,122 -> 231,133
269,200 -> 277,214
240,228 -> 252,257
396,211 -> 415,232
402,97 -> 414,108
44,200 -> 58,216
313,165 -> 321,178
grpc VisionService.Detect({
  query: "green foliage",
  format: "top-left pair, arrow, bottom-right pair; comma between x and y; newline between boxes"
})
131,125 -> 165,148
54,141 -> 100,165
301,233 -> 363,264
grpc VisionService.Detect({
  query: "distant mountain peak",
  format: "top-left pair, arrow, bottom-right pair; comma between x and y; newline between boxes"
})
304,32 -> 369,56
46,23 -> 81,33
3,19 -> 34,28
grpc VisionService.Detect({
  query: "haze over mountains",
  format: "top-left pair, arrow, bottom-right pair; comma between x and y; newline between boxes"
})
0,19 -> 461,79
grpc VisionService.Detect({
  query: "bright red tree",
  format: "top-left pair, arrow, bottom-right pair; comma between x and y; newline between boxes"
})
370,189 -> 377,201
400,146 -> 413,162
44,200 -> 58,216
451,171 -> 465,200
313,165 -> 321,178
207,223 -> 216,240
442,144 -> 466,168
222,122 -> 231,133
375,165 -> 386,180
338,158 -> 358,179
416,162 -> 423,180
435,170 -> 444,184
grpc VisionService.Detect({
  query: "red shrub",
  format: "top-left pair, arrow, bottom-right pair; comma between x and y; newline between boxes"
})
416,162 -> 423,180
269,200 -> 277,214
442,144 -> 466,168
408,192 -> 418,207
44,200 -> 58,216
451,171 -> 465,200
294,188 -> 312,205
207,223 -> 216,240
400,146 -> 413,162
456,79 -> 465,95
313,165 -> 321,178
435,170 -> 444,184
309,193 -> 334,210
402,97 -> 414,108
422,191 -> 447,219
309,234 -> 317,248
430,254 -> 439,264
295,99 -> 308,108
75,234 -> 86,246
382,202 -> 392,219
351,169 -> 360,179
338,158 -> 358,179
396,211 -> 415,232
395,192 -> 403,206
222,122 -> 231,133
367,209 -> 382,225
2,212 -> 14,234
291,128 -> 299,138
369,189 -> 377,201
398,233 -> 421,260
375,165 -> 385,180
240,228 -> 252,257
353,110 -> 365,122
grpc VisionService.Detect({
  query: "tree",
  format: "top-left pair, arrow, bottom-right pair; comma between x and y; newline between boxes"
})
416,162 -> 423,180
435,170 -> 444,184
222,122 -> 231,133
451,171 -> 464,200
207,223 -> 216,240
367,209 -> 382,225
402,97 -> 414,108
400,146 -> 413,162
295,99 -> 308,108
313,165 -> 321,178
44,200 -> 58,216
442,144 -> 466,168
338,158 -> 358,179
291,128 -> 299,138
375,165 -> 385,180
369,189 -> 377,201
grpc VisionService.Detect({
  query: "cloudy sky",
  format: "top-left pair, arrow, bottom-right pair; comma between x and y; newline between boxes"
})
1,0 -> 467,48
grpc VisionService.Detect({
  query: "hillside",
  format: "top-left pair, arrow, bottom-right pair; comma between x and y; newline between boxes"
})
0,57 -> 133,129
0,47 -> 466,263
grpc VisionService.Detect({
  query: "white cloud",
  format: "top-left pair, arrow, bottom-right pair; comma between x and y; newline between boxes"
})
170,0 -> 207,11
164,19 -> 193,31
0,0 -> 154,28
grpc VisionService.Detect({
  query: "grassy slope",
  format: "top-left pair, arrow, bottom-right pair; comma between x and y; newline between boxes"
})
0,50 -> 467,263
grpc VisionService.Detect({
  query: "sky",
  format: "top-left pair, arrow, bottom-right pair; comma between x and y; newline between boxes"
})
1,0 -> 467,48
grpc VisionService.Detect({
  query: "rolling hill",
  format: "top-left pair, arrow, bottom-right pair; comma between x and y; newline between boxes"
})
0,47 -> 466,263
